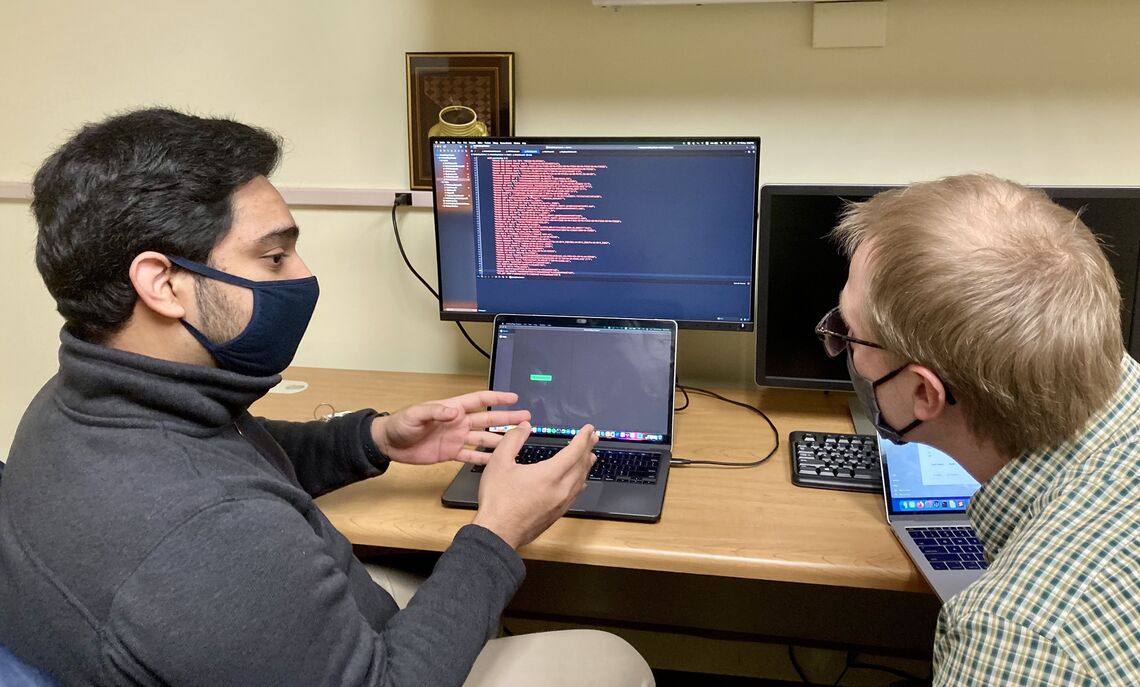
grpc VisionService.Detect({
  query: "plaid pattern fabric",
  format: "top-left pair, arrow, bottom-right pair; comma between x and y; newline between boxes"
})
933,355 -> 1140,686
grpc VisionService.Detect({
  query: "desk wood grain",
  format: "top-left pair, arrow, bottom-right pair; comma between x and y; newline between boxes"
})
251,367 -> 930,594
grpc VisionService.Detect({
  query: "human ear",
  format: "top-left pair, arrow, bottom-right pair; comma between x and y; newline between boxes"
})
909,364 -> 951,421
128,251 -> 188,320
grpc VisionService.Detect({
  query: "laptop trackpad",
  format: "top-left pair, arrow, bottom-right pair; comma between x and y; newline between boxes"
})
572,481 -> 604,511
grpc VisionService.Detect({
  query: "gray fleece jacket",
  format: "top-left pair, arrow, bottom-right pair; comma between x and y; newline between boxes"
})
0,331 -> 524,686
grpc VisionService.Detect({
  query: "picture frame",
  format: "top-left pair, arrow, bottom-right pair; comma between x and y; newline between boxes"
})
406,52 -> 515,191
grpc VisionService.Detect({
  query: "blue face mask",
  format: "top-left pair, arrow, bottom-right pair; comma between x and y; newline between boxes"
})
167,255 -> 319,377
846,349 -> 922,445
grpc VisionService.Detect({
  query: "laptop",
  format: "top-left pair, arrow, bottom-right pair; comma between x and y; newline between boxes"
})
442,314 -> 677,523
878,436 -> 987,602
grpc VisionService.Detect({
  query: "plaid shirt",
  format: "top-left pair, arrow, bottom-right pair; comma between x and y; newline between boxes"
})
933,355 -> 1140,686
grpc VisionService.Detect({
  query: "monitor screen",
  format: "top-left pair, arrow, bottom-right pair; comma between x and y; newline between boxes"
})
488,316 -> 677,445
432,137 -> 760,330
756,184 -> 1140,391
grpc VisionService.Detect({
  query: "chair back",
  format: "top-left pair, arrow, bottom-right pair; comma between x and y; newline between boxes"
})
0,640 -> 55,685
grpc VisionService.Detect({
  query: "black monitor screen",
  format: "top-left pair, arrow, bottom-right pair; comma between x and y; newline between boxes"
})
432,137 -> 760,330
756,184 -> 1140,391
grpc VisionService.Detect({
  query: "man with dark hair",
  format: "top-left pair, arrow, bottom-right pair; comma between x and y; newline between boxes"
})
0,108 -> 653,686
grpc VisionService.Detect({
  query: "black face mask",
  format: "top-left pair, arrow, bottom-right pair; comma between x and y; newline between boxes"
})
168,255 -> 319,377
846,349 -> 922,444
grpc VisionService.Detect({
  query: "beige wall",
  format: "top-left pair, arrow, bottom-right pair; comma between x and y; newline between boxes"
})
3,0 -> 1140,457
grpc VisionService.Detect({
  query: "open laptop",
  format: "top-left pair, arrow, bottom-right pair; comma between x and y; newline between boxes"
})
878,436 -> 987,602
442,314 -> 677,522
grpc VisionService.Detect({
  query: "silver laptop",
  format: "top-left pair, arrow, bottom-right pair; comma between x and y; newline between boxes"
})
878,436 -> 987,602
442,314 -> 677,523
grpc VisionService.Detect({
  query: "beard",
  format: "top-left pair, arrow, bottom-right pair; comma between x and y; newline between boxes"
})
192,276 -> 246,344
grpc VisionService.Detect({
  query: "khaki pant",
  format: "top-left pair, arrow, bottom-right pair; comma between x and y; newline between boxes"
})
366,565 -> 655,687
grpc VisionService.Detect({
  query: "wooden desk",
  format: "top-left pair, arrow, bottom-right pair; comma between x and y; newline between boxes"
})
251,367 -> 929,595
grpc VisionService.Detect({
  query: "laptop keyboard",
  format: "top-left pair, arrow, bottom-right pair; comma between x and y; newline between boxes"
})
472,444 -> 660,484
906,526 -> 989,570
789,431 -> 882,493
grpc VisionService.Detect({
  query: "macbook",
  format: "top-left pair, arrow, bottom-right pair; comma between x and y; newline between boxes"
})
442,314 -> 677,522
878,436 -> 987,602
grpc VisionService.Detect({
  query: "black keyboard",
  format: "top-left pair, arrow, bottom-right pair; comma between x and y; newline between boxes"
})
789,431 -> 882,493
906,526 -> 989,571
473,444 -> 660,485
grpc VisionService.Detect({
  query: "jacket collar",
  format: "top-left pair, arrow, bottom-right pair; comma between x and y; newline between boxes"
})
55,329 -> 280,435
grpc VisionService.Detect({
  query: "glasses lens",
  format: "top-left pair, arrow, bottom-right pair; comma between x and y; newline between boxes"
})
815,307 -> 848,358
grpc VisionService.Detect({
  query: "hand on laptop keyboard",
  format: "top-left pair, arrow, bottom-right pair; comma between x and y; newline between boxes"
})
471,421 -> 599,549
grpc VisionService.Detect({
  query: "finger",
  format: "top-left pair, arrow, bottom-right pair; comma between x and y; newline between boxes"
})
441,390 -> 520,412
400,402 -> 460,426
490,421 -> 531,463
465,409 -> 530,430
455,447 -> 494,465
547,425 -> 596,477
467,430 -> 507,450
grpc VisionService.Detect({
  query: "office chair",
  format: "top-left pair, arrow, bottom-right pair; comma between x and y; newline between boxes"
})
0,641 -> 55,685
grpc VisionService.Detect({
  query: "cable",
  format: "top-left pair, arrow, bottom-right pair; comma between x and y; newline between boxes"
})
831,650 -> 855,685
788,644 -> 810,683
675,384 -> 690,411
456,321 -> 490,359
391,199 -> 489,359
669,384 -> 780,468
390,202 -> 439,300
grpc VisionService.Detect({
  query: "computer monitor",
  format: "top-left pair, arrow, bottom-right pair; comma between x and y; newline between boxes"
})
431,137 -> 761,330
756,184 -> 1140,391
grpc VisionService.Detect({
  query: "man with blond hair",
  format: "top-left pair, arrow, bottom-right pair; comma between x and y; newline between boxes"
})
817,174 -> 1139,685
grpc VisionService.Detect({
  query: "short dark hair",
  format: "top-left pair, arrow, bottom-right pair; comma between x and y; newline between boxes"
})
32,108 -> 282,343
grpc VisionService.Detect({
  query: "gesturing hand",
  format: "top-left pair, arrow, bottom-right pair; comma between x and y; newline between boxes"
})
370,391 -> 530,465
472,421 -> 598,550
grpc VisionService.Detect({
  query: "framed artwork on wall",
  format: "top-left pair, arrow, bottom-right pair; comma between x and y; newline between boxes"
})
405,52 -> 515,190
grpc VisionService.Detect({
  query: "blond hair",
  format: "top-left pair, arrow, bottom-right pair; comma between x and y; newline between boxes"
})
833,174 -> 1123,457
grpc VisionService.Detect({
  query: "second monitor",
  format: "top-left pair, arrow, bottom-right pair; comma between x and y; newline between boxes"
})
756,184 -> 1140,392
431,137 -> 761,330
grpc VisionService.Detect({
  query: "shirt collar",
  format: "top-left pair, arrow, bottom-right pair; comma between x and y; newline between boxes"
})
968,354 -> 1140,559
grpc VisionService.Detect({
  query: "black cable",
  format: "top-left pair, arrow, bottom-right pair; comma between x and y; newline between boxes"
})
391,202 -> 489,359
456,321 -> 490,359
669,384 -> 780,468
391,203 -> 439,300
788,644 -> 810,683
832,650 -> 855,685
675,384 -> 690,411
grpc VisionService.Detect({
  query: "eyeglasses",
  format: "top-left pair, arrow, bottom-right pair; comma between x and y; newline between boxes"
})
817,306 -> 959,405
814,306 -> 885,358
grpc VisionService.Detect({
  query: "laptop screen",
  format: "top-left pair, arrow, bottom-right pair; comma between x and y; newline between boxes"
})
879,437 -> 981,515
488,315 -> 677,446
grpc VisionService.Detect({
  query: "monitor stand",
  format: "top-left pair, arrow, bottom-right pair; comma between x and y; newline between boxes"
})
848,397 -> 877,436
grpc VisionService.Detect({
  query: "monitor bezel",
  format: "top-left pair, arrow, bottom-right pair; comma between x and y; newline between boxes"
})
754,184 -> 900,391
430,136 -> 762,332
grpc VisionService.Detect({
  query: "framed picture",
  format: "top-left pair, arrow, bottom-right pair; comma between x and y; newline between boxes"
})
406,52 -> 515,191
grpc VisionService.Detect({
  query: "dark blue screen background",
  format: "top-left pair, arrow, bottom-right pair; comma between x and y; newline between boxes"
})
434,140 -> 759,326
